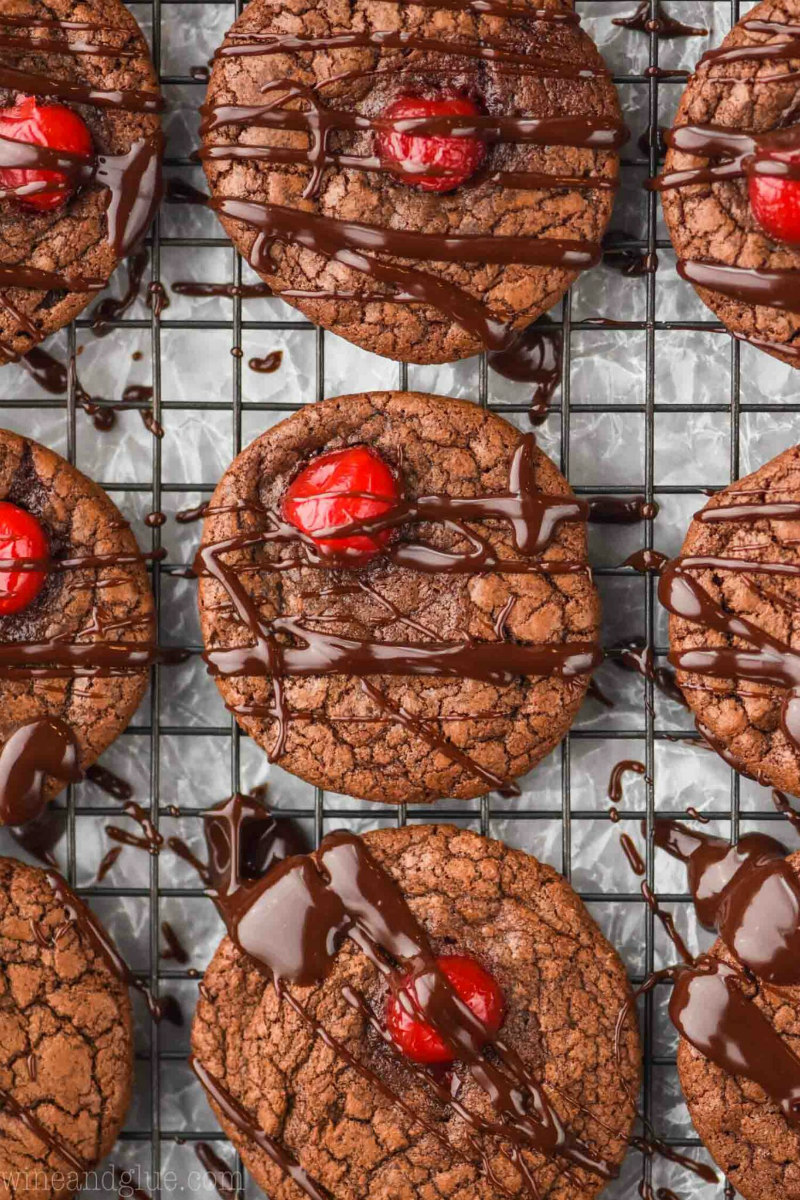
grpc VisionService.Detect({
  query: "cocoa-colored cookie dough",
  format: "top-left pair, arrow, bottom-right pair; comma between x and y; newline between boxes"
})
677,848 -> 800,1199
0,0 -> 162,364
661,0 -> 800,367
201,0 -> 621,364
0,430 -> 154,818
0,856 -> 134,1200
192,824 -> 641,1200
197,391 -> 600,804
667,443 -> 800,795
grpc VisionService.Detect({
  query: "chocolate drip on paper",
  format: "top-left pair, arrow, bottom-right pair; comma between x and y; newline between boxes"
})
608,759 -> 646,804
612,0 -> 706,39
249,350 -> 282,374
85,763 -> 133,800
201,829 -> 615,1193
161,921 -> 189,964
165,789 -> 308,894
193,1144 -> 239,1200
487,322 -> 561,423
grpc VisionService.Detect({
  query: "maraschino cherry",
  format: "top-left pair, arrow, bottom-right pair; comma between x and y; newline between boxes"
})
748,146 -> 800,246
282,445 -> 399,564
0,502 -> 48,615
377,94 -> 486,193
386,955 -> 505,1064
0,95 -> 93,212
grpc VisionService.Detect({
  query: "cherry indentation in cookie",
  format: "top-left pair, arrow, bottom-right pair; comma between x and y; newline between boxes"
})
386,954 -> 505,1064
0,95 -> 93,212
377,94 -> 487,193
0,502 -> 48,615
749,149 -> 800,246
283,445 -> 399,564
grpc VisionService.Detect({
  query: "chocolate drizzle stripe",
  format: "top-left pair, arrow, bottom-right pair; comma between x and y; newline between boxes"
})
361,679 -> 521,795
216,30 -> 607,78
212,198 -> 601,271
0,64 -> 162,113
215,197 -> 600,352
678,261 -> 800,312
45,871 -> 169,1023
700,25 -> 800,69
0,32 -> 137,57
201,144 -> 617,191
190,1059 -> 331,1200
0,1082 -> 88,1174
200,108 -> 624,150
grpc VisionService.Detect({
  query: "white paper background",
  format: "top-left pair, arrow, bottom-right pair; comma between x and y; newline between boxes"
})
0,1 -> 794,1196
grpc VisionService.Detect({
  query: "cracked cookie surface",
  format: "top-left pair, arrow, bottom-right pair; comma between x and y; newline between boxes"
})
669,443 -> 800,794
201,0 -> 621,364
197,391 -> 600,804
0,856 -> 133,1200
0,430 -> 155,818
661,0 -> 800,366
677,848 -> 800,1199
192,824 -> 641,1200
0,0 -> 161,364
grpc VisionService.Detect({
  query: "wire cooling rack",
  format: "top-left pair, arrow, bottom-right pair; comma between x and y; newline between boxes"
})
3,0 -> 800,1197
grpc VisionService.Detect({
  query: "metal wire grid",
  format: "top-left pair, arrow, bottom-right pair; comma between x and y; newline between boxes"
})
3,0 -> 796,1195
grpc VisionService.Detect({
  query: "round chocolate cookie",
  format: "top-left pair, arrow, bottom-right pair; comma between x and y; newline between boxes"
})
200,0 -> 623,364
192,824 -> 641,1200
196,391 -> 601,804
0,430 -> 156,824
662,443 -> 800,794
659,0 -> 800,367
0,856 -> 134,1200
677,848 -> 800,1199
0,0 -> 163,365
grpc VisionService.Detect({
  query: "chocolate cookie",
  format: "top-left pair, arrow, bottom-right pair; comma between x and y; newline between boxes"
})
0,856 -> 134,1200
191,824 -> 641,1200
673,842 -> 800,1199
0,0 -> 163,365
200,0 -> 623,364
660,443 -> 800,794
196,391 -> 601,804
0,430 -> 158,826
657,0 -> 800,367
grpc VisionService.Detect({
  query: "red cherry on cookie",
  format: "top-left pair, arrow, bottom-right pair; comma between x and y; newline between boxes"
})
283,446 -> 399,564
749,149 -> 800,246
386,955 -> 505,1064
377,94 -> 486,193
0,95 -> 93,212
0,502 -> 48,615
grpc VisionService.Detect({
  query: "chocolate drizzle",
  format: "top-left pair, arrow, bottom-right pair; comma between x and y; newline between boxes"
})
197,826 -> 618,1195
197,435 -> 600,791
0,718 -> 82,825
612,0 -> 706,39
199,8 -> 626,357
648,819 -> 800,1127
0,15 -> 164,358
